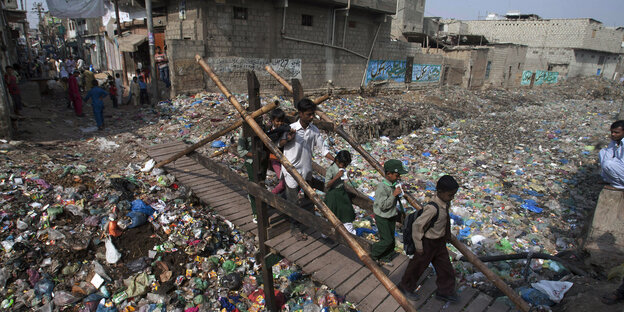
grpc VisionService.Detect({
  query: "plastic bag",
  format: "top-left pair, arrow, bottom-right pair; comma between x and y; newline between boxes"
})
141,159 -> 155,172
34,278 -> 55,298
222,273 -> 242,290
130,199 -> 155,216
531,280 -> 573,303
53,290 -> 81,306
126,211 -> 148,228
105,239 -> 121,264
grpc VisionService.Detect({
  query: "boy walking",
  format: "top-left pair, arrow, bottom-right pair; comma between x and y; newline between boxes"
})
83,80 -> 109,130
279,98 -> 334,240
129,77 -> 140,106
371,159 -> 407,265
138,76 -> 149,105
399,175 -> 459,302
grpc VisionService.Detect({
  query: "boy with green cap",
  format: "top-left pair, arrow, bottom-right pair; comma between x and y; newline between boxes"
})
371,159 -> 408,265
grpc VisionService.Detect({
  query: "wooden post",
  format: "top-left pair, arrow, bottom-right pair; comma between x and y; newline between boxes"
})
195,55 -> 418,312
154,101 -> 279,168
248,71 -> 277,312
292,78 -> 304,104
266,68 -> 531,312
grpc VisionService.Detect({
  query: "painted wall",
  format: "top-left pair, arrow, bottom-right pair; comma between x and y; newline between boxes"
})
364,60 -> 441,84
520,70 -> 559,85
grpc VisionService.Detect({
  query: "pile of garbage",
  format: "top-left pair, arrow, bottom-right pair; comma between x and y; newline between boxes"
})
0,141 -> 360,311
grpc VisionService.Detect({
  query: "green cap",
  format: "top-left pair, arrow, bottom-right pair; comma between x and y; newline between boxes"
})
384,159 -> 408,174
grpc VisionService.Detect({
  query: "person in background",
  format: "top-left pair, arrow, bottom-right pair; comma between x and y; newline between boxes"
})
154,46 -> 170,88
83,79 -> 108,131
68,71 -> 83,116
4,66 -> 22,116
108,81 -> 118,109
114,73 -> 123,106
265,106 -> 289,195
129,76 -> 140,106
138,76 -> 149,105
599,120 -> 624,190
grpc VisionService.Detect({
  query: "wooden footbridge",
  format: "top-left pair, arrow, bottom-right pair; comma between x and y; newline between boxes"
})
147,142 -> 514,312
146,57 -> 529,312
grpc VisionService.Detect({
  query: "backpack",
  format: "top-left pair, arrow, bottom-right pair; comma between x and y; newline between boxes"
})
402,202 -> 439,257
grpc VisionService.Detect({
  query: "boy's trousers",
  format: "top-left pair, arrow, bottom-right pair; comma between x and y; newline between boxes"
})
399,237 -> 456,296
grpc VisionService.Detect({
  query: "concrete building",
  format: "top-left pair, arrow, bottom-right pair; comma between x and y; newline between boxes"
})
158,0 -> 422,94
390,0 -> 426,41
450,16 -> 624,80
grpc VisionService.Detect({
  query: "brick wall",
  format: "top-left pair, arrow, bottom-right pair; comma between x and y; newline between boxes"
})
168,39 -> 206,95
462,19 -> 624,54
485,45 -> 527,87
524,47 -> 622,79
163,0 -> 422,93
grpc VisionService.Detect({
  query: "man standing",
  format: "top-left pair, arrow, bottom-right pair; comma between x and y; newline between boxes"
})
68,71 -> 83,116
4,66 -> 22,115
599,120 -> 624,189
154,46 -> 170,88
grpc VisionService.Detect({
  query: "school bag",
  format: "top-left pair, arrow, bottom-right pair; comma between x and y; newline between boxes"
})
402,202 -> 439,257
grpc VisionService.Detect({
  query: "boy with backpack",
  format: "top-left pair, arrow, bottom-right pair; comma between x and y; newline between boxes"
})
370,159 -> 407,265
399,175 -> 459,302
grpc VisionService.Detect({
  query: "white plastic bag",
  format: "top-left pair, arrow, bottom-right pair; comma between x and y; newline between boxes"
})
141,159 -> 155,172
531,280 -> 573,303
105,239 -> 121,264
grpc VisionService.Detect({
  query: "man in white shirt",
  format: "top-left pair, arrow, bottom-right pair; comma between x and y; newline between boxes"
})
77,58 -> 84,70
279,98 -> 334,240
599,120 -> 624,189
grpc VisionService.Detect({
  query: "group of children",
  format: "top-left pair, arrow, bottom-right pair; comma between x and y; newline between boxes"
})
239,98 -> 461,302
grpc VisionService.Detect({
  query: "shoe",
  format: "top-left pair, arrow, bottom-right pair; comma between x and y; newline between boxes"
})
398,285 -> 419,301
601,293 -> 624,305
435,292 -> 459,302
252,214 -> 257,224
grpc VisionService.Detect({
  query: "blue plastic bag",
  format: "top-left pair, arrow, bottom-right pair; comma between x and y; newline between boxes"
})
130,199 -> 155,216
126,211 -> 148,228
521,199 -> 543,213
211,140 -> 226,148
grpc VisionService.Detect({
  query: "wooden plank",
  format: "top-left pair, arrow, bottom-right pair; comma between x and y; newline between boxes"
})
273,232 -> 300,251
278,231 -> 319,258
313,244 -> 361,285
146,141 -> 187,153
239,220 -> 258,233
485,300 -> 510,312
181,178 -> 223,188
296,238 -> 336,268
193,183 -> 236,196
356,256 -> 410,311
464,293 -> 493,312
301,245 -> 341,274
204,193 -> 247,208
335,266 -> 372,298
266,230 -> 292,249
412,275 -> 437,309
345,273 -> 379,304
418,294 -> 446,312
323,258 -> 364,290
148,146 -> 189,158
444,287 -> 478,312
289,235 -> 329,263
382,267 -> 433,312
210,200 -> 249,213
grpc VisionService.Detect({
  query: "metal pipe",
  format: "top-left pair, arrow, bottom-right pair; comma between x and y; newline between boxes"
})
281,5 -> 287,35
361,23 -> 382,88
281,35 -> 367,59
265,70 -> 532,312
197,55 -> 418,312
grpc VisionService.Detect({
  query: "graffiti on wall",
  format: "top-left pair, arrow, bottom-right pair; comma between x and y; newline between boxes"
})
365,60 -> 407,84
412,64 -> 441,82
535,70 -> 558,85
520,70 -> 559,86
204,57 -> 302,79
365,60 -> 441,84
521,71 -> 533,85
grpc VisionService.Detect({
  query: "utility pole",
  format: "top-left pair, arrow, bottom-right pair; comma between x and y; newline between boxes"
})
145,0 -> 158,104
114,0 -> 128,86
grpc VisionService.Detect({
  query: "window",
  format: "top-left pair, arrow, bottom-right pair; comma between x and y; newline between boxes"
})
485,61 -> 491,79
592,30 -> 596,38
301,14 -> 313,26
348,21 -> 356,28
233,7 -> 248,20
